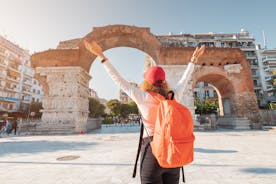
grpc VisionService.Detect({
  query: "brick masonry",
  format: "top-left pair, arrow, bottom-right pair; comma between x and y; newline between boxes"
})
30,25 -> 259,132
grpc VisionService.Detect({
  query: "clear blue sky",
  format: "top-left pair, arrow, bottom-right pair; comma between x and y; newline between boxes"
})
1,0 -> 276,100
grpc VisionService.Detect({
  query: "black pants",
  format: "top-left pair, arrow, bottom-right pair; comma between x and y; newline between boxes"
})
140,137 -> 180,184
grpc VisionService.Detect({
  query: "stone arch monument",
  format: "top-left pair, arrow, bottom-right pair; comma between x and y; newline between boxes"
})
31,25 -> 258,134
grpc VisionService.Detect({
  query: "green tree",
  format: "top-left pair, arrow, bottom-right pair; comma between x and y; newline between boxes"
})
120,101 -> 139,119
128,101 -> 138,114
195,98 -> 218,114
272,70 -> 276,87
265,70 -> 276,109
120,103 -> 132,118
88,97 -> 105,118
106,99 -> 121,116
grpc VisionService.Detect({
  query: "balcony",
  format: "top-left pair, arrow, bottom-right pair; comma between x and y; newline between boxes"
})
264,66 -> 273,72
24,71 -> 33,78
7,66 -> 21,75
22,89 -> 32,95
3,96 -> 19,102
265,76 -> 273,82
6,76 -> 20,83
4,86 -> 20,93
246,55 -> 257,60
262,56 -> 276,65
253,82 -> 262,89
0,62 -> 7,68
252,74 -> 259,79
262,56 -> 276,61
23,80 -> 33,86
240,46 -> 256,51
266,85 -> 276,91
250,64 -> 258,69
22,98 -> 31,104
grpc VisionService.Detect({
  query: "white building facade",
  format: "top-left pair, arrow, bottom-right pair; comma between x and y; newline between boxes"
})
256,46 -> 276,104
119,81 -> 138,104
0,35 -> 44,112
89,88 -> 99,99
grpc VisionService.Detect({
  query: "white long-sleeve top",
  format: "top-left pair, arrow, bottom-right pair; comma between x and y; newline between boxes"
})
102,60 -> 195,137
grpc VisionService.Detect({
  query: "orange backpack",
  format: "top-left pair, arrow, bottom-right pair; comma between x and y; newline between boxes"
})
149,91 -> 195,168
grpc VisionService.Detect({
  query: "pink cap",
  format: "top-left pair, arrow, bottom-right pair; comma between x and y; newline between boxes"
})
143,66 -> 165,85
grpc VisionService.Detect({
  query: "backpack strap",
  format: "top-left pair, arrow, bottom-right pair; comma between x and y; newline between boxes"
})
181,166 -> 185,183
148,91 -> 165,102
149,91 -> 175,101
166,90 -> 175,100
132,121 -> 144,178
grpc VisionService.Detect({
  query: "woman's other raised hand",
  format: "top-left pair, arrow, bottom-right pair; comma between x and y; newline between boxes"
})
191,45 -> 206,64
83,39 -> 108,61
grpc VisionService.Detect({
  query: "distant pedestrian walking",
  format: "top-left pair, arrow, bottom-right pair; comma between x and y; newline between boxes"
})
0,116 -> 18,135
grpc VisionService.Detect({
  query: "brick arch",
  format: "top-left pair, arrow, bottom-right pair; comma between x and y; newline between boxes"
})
29,24 -> 260,133
195,73 -> 235,96
190,63 -> 258,116
31,25 -> 161,73
192,70 -> 235,116
79,25 -> 162,71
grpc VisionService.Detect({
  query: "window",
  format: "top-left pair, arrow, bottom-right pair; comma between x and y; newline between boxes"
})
194,91 -> 198,98
205,90 -> 209,97
253,80 -> 258,86
252,70 -> 257,75
213,91 -> 218,98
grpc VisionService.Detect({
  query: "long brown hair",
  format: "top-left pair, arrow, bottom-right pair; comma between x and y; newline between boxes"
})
140,80 -> 169,97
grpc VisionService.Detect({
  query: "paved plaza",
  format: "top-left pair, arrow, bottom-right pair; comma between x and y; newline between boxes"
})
0,125 -> 276,184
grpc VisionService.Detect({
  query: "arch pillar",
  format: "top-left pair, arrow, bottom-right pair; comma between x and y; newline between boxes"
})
161,65 -> 197,123
35,66 -> 91,134
222,97 -> 231,115
229,92 -> 259,117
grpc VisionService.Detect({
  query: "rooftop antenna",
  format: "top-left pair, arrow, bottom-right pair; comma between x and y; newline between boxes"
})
262,30 -> 267,49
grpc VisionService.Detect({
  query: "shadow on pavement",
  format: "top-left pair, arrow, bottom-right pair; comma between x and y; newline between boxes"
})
90,124 -> 140,134
241,168 -> 276,174
0,161 -> 132,167
195,148 -> 238,154
0,140 -> 97,156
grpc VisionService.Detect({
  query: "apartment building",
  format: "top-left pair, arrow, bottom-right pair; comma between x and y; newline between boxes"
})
194,82 -> 218,99
256,46 -> 276,104
89,88 -> 99,99
31,78 -> 44,103
0,35 -> 43,112
119,81 -> 138,103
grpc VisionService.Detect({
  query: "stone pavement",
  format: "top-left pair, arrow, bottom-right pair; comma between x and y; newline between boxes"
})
0,125 -> 276,184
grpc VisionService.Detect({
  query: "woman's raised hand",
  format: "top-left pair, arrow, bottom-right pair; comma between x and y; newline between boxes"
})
191,45 -> 206,64
83,39 -> 107,61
